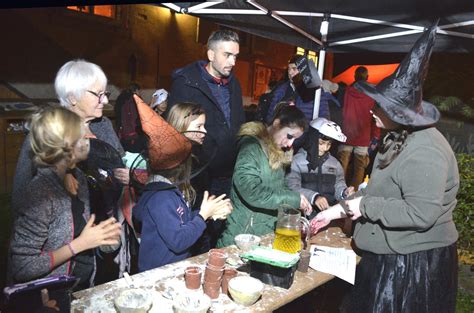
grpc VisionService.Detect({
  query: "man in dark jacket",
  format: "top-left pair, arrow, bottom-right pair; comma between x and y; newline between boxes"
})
167,29 -> 245,248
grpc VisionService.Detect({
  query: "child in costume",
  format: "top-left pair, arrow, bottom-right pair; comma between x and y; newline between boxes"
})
286,117 -> 354,213
132,95 -> 231,271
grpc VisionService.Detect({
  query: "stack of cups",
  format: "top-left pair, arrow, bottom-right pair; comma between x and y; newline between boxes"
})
203,249 -> 227,299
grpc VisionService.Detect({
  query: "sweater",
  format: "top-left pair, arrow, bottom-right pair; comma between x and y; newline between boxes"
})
11,116 -> 123,213
8,167 -> 93,285
133,181 -> 207,271
354,127 -> 459,254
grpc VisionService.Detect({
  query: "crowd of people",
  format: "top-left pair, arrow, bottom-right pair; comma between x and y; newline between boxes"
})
5,24 -> 461,313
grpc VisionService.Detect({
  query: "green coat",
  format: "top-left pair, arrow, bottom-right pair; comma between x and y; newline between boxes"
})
217,122 -> 300,248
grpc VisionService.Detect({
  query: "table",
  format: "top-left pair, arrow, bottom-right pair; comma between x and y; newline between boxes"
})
71,226 -> 356,312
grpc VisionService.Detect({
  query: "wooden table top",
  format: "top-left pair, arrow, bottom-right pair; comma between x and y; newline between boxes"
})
71,226 -> 355,312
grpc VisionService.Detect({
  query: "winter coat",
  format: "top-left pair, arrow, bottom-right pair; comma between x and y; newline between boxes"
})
217,122 -> 301,247
341,85 -> 380,146
133,180 -> 207,271
168,60 -> 245,178
8,167 -> 94,285
286,149 -> 347,205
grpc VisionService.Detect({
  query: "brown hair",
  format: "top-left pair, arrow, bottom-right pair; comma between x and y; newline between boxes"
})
167,102 -> 205,133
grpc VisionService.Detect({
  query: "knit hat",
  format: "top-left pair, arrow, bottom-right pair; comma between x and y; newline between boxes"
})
134,94 -> 191,171
355,21 -> 440,126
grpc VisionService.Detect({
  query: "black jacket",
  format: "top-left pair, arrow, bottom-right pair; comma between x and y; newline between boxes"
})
168,60 -> 245,177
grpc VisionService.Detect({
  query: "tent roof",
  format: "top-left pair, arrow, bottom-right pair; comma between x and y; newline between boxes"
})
161,0 -> 474,53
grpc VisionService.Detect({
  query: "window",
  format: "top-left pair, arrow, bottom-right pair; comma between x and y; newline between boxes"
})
67,5 -> 116,19
296,47 -> 318,65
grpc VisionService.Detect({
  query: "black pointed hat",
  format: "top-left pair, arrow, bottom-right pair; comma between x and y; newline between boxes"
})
355,21 -> 440,126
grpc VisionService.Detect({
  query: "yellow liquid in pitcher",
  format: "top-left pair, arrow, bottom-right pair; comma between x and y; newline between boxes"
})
273,228 -> 301,254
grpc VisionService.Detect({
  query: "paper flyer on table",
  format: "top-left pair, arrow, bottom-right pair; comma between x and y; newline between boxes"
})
308,245 -> 356,284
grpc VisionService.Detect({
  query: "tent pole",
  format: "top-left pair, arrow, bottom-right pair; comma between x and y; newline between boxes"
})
313,19 -> 329,120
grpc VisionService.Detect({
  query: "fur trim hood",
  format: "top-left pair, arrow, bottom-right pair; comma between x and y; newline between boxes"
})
238,122 -> 293,170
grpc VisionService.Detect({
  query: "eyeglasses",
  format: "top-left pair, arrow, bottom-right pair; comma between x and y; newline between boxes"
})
87,90 -> 111,103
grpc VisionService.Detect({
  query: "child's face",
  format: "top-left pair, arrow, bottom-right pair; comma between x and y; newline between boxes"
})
318,139 -> 332,156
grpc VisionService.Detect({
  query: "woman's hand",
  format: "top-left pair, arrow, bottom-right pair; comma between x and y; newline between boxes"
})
300,194 -> 313,216
113,168 -> 130,185
199,191 -> 232,220
346,197 -> 363,220
73,215 -> 121,253
314,195 -> 329,211
310,211 -> 332,234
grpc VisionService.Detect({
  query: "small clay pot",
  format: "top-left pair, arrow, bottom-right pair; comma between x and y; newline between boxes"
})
184,266 -> 202,289
204,264 -> 224,282
203,280 -> 221,299
221,268 -> 238,294
208,250 -> 227,268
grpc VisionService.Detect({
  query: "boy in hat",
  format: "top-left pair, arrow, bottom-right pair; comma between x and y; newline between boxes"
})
286,117 -> 354,213
310,22 -> 460,313
132,95 -> 232,271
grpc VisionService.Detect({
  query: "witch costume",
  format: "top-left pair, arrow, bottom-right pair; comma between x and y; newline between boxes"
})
131,95 -> 212,271
342,22 -> 459,313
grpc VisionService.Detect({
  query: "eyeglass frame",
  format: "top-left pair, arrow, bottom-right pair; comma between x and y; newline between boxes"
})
87,90 -> 111,103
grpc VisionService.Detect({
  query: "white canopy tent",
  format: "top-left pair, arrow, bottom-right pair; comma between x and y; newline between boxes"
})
161,0 -> 474,118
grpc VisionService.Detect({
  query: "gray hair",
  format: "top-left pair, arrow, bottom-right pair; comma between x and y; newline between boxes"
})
54,59 -> 107,108
207,30 -> 239,50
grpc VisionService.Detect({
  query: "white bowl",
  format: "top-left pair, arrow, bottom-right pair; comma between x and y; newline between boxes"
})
234,234 -> 261,252
114,288 -> 153,313
172,292 -> 211,313
228,276 -> 264,306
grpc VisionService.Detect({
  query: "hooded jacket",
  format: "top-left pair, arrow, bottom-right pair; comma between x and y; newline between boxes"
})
168,60 -> 245,178
217,122 -> 301,247
133,180 -> 206,271
342,85 -> 380,146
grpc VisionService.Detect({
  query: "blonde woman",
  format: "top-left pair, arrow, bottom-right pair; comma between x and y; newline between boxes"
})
8,107 -> 121,292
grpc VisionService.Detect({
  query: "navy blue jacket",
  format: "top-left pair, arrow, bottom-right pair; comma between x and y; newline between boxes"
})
168,61 -> 245,178
133,182 -> 206,271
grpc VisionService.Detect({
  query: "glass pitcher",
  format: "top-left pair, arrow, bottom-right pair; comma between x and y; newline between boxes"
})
273,207 -> 310,254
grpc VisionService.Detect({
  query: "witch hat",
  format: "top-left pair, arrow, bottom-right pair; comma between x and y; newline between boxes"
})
134,94 -> 192,171
355,21 -> 440,126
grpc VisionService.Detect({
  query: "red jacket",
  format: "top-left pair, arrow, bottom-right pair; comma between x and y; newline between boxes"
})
342,85 -> 380,146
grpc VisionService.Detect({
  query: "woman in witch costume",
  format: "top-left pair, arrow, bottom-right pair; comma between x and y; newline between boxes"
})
132,95 -> 232,271
310,23 -> 459,313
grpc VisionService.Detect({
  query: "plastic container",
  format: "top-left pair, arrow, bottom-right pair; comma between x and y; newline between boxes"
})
241,246 -> 299,289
